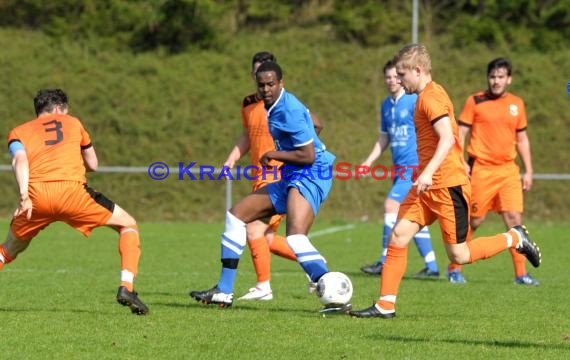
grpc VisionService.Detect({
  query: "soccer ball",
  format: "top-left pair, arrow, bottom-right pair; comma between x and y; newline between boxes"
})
316,271 -> 353,305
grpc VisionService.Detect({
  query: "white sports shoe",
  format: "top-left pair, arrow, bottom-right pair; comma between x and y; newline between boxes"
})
238,287 -> 273,301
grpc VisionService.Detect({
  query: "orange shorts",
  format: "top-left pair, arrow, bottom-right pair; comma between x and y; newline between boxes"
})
399,183 -> 472,244
253,178 -> 284,232
11,181 -> 114,241
469,160 -> 523,217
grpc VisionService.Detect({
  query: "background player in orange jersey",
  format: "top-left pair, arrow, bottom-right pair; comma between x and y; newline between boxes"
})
452,57 -> 538,286
223,51 -> 323,300
349,44 -> 541,319
4,89 -> 148,315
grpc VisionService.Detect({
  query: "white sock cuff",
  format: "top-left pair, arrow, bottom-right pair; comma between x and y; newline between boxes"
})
424,251 -> 436,263
120,227 -> 138,235
223,211 -> 247,247
504,232 -> 514,248
286,234 -> 326,263
384,213 -> 397,227
416,226 -> 430,237
225,211 -> 245,229
286,234 -> 308,244
121,269 -> 135,283
379,294 -> 396,303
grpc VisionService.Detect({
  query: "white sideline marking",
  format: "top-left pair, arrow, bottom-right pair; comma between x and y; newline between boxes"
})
309,224 -> 355,238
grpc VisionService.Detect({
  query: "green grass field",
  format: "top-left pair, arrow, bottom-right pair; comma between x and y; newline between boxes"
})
0,219 -> 568,359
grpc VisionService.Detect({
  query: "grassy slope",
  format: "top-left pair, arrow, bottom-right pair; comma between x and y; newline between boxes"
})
0,27 -> 569,222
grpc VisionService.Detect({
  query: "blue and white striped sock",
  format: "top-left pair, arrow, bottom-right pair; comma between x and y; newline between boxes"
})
287,234 -> 328,282
218,211 -> 246,293
413,226 -> 438,272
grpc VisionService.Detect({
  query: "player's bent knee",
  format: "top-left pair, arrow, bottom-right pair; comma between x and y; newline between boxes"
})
107,205 -> 137,228
470,216 -> 485,230
246,220 -> 269,239
446,244 -> 471,264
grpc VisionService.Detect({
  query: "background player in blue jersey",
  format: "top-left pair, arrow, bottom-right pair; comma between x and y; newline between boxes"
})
360,60 -> 440,278
190,61 -> 346,312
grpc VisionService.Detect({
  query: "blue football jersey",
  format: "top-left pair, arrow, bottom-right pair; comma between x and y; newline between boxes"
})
266,89 -> 331,172
380,92 -> 419,167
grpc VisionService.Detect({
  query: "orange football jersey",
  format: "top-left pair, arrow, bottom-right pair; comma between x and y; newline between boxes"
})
241,94 -> 282,182
8,113 -> 92,183
459,91 -> 527,165
414,81 -> 468,188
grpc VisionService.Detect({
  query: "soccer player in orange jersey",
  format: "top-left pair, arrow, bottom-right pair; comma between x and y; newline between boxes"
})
223,52 -> 322,300
451,57 -> 538,286
4,89 -> 148,315
349,44 -> 542,318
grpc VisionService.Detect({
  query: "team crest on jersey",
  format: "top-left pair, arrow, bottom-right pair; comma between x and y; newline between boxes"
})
399,109 -> 410,119
509,104 -> 519,116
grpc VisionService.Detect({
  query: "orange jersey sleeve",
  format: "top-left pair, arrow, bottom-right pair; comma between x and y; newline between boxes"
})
459,91 -> 527,165
241,94 -> 282,181
415,81 -> 468,188
8,113 -> 92,183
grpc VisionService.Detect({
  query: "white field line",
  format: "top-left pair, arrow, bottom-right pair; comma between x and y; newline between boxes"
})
309,224 -> 355,238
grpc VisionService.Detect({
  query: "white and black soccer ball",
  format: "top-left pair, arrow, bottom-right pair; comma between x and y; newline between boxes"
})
316,271 -> 353,305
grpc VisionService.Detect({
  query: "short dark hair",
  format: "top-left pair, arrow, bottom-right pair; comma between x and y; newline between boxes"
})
34,89 -> 68,116
383,59 -> 396,74
256,61 -> 283,80
487,57 -> 512,76
252,51 -> 276,70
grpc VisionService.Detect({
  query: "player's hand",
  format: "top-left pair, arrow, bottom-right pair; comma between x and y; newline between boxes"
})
522,172 -> 533,192
14,195 -> 33,220
260,152 -> 272,167
413,172 -> 433,195
220,163 -> 234,180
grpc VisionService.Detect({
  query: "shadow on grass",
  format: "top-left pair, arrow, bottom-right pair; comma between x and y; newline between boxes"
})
374,334 -> 570,351
152,299 -> 322,316
0,306 -> 116,315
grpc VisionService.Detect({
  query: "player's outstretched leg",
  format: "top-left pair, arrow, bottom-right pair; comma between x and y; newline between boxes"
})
190,211 -> 246,308
513,225 -> 541,267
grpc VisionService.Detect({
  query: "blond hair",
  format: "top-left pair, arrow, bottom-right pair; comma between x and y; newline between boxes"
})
393,44 -> 432,73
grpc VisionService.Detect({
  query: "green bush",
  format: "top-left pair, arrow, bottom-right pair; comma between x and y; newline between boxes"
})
0,0 -> 568,51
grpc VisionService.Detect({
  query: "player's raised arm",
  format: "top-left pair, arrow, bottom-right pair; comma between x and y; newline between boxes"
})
361,133 -> 389,168
224,129 -> 250,169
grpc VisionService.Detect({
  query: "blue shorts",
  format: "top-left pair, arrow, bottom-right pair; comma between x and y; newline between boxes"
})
387,167 -> 415,203
267,152 -> 334,215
